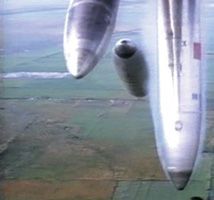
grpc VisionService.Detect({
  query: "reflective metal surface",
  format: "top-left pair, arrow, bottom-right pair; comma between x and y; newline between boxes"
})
64,0 -> 119,78
154,0 -> 204,190
114,39 -> 148,97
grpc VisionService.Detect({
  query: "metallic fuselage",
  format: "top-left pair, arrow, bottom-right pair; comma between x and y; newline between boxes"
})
155,0 -> 203,190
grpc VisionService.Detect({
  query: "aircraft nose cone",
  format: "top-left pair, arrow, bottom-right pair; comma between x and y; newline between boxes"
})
66,48 -> 96,79
168,170 -> 192,190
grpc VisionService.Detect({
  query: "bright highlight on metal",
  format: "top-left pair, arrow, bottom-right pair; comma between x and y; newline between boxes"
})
154,0 -> 204,190
63,0 -> 119,78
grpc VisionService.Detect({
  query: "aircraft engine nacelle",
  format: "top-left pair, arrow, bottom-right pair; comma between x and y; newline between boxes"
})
113,39 -> 148,97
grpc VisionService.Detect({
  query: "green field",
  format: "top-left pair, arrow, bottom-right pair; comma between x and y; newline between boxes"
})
0,97 -> 213,200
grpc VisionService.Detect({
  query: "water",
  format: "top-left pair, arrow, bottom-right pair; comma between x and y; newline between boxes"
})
0,72 -> 70,79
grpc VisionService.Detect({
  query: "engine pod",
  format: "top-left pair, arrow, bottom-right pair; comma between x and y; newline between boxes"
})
114,39 -> 148,97
64,0 -> 120,78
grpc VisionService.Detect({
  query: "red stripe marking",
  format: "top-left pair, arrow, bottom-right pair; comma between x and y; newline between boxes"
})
193,42 -> 201,60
